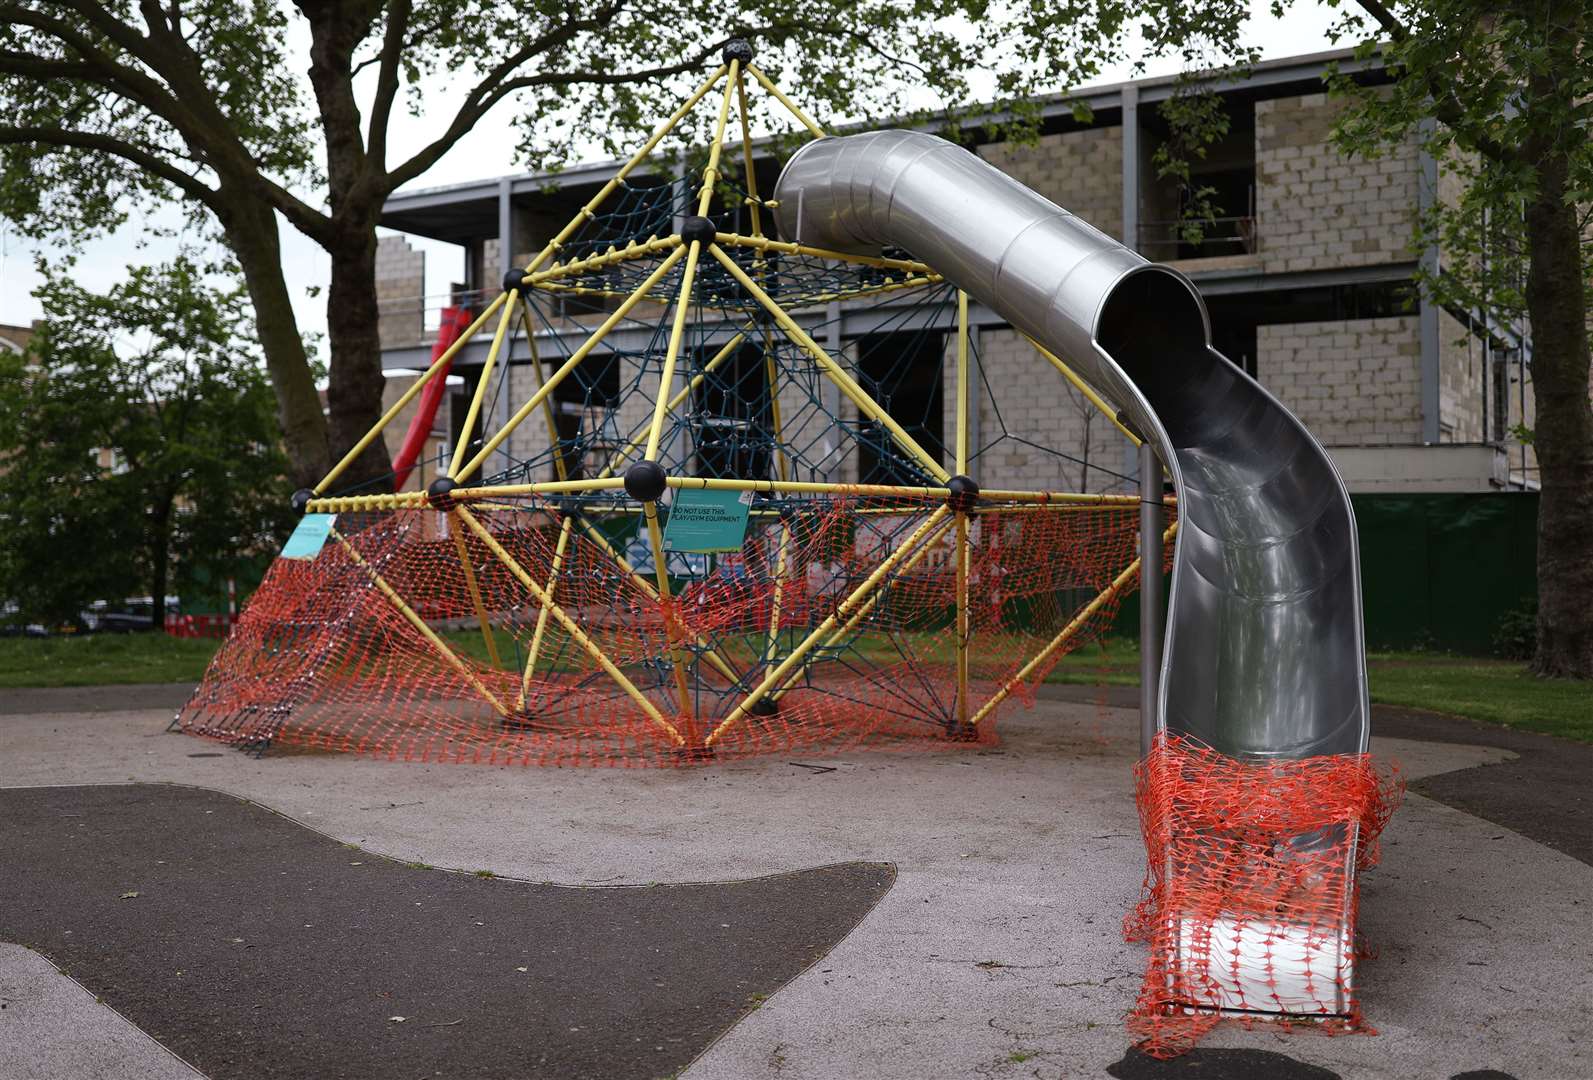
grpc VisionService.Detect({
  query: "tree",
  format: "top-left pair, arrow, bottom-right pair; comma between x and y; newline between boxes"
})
1108,0 -> 1591,677
0,1 -> 1120,492
0,256 -> 293,630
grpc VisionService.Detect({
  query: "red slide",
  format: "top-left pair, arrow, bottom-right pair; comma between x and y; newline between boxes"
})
391,304 -> 473,490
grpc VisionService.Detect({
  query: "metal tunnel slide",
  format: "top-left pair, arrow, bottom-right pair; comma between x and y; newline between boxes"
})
773,129 -> 1371,763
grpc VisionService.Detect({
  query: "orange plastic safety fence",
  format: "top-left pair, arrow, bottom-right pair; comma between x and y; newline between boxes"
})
1125,732 -> 1404,1057
177,495 -> 1168,766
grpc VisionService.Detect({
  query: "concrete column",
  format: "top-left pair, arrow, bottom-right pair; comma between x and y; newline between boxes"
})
1138,441 -> 1164,758
1121,85 -> 1140,252
1417,116 -> 1441,445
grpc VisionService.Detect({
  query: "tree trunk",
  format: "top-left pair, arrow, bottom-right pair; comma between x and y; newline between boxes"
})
1522,146 -> 1593,678
221,196 -> 331,490
324,224 -> 395,492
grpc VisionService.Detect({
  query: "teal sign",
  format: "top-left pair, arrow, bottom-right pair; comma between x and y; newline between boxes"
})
663,488 -> 752,553
281,513 -> 337,560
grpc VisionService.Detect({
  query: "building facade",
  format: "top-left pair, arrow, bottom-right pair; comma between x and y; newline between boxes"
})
372,49 -> 1540,497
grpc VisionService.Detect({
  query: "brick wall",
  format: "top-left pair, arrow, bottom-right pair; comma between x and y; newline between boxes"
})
1438,309 -> 1486,442
979,128 -> 1124,239
1255,93 -> 1419,274
1257,317 -> 1422,445
376,235 -> 425,350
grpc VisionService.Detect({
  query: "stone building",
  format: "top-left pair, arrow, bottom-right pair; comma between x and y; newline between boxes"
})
372,48 -> 1541,496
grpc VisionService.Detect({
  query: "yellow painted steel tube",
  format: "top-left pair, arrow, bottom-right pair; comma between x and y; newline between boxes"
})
696,59 -> 740,216
517,295 -> 570,484
518,513 -> 574,708
1027,336 -> 1142,447
705,506 -> 950,746
745,64 -> 826,138
707,244 -> 951,483
967,520 -> 1180,727
508,66 -> 727,286
454,507 -> 685,745
449,516 -> 502,669
767,512 -> 954,704
643,500 -> 694,719
449,289 -> 518,478
569,515 -> 741,686
643,241 -> 703,461
332,529 -> 507,717
734,70 -> 764,239
714,232 -> 929,273
459,245 -> 687,482
314,291 -> 507,495
599,331 -> 747,480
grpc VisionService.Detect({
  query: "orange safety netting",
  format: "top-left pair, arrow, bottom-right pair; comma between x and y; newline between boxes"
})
177,495 -> 1165,766
1125,731 -> 1404,1057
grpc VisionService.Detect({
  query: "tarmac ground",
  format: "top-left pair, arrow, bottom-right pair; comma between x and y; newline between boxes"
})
1,684 -> 1588,1080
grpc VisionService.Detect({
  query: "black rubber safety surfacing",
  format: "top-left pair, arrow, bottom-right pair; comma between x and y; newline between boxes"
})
0,784 -> 894,1080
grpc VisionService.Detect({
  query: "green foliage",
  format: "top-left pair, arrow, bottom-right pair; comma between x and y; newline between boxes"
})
1492,596 -> 1537,661
0,255 -> 293,625
1321,0 -> 1593,329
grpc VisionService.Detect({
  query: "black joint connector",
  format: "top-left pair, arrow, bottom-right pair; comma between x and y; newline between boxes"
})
555,496 -> 584,521
679,215 -> 717,248
946,474 -> 980,513
722,39 -> 754,65
291,488 -> 315,515
777,504 -> 797,523
747,697 -> 779,717
502,268 -> 529,296
946,720 -> 980,743
675,744 -> 716,764
427,476 -> 459,512
623,461 -> 668,502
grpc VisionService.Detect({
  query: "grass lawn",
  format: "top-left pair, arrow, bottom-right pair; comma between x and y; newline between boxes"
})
0,632 -> 223,688
0,630 -> 1584,743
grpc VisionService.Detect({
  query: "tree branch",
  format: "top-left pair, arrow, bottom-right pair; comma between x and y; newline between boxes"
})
1350,0 -> 1515,162
0,124 -> 219,207
365,0 -> 411,169
384,5 -> 625,189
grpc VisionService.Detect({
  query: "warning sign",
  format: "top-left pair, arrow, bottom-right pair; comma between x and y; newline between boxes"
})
662,487 -> 753,553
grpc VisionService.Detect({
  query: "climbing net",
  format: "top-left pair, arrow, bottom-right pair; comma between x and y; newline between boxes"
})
178,49 -> 1174,765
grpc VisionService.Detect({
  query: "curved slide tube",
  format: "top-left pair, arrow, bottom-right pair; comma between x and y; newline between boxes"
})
775,131 -> 1374,1021
774,130 -> 1369,762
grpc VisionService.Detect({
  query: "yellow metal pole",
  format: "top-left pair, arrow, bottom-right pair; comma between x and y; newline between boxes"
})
599,331 -> 747,480
745,64 -> 826,138
643,500 -> 694,721
707,244 -> 951,483
314,291 -> 507,495
449,516 -> 502,669
767,513 -> 954,704
954,291 -> 972,728
459,244 -> 687,482
454,507 -> 686,745
714,232 -> 929,273
506,66 -> 728,288
644,244 -> 703,461
734,69 -> 764,239
449,289 -> 518,478
569,513 -> 741,685
517,294 -> 570,484
331,528 -> 507,717
966,520 -> 1180,728
517,513 -> 573,708
705,506 -> 951,746
1026,336 -> 1142,447
695,59 -> 739,216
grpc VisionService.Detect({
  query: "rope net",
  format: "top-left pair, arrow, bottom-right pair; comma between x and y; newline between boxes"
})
1125,732 -> 1404,1057
178,496 -> 1160,765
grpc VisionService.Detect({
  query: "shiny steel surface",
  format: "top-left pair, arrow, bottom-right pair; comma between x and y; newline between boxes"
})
775,130 -> 1369,759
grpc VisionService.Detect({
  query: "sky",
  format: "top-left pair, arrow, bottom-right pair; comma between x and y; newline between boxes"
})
0,3 -> 1345,339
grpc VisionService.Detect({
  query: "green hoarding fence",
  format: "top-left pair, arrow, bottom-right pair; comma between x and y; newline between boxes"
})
1114,492 -> 1537,656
